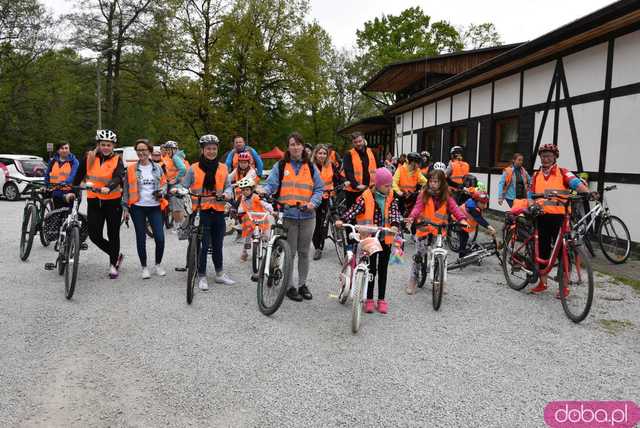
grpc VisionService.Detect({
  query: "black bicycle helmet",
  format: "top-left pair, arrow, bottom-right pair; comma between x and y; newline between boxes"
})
407,152 -> 421,163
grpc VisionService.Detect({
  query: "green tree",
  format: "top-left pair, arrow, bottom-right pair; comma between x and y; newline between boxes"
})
460,23 -> 502,49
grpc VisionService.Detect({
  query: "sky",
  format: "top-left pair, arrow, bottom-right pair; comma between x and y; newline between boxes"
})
42,0 -> 616,49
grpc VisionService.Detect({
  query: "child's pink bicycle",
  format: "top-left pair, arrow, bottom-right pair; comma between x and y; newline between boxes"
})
337,224 -> 394,334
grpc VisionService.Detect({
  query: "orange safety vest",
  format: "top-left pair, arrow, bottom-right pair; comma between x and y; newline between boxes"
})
126,162 -> 168,210
420,166 -> 429,176
355,189 -> 394,245
232,151 -> 255,170
163,155 -> 180,182
510,198 -> 530,212
240,194 -> 270,238
532,166 -> 570,215
450,160 -> 470,185
278,162 -> 314,206
415,197 -> 449,238
347,148 -> 376,192
503,166 -> 529,193
397,164 -> 420,193
189,162 -> 229,211
459,203 -> 477,234
319,163 -> 334,198
49,161 -> 72,184
86,154 -> 122,200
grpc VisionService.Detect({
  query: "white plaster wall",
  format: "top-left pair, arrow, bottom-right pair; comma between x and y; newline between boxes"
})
607,94 -> 640,174
523,61 -> 555,107
436,98 -> 451,125
555,102 -> 603,172
533,109 -> 556,169
489,174 -> 509,212
403,111 -> 413,132
401,134 -> 412,154
470,83 -> 492,117
424,103 -> 436,127
493,74 -> 520,113
452,91 -> 470,122
612,29 -> 640,88
562,43 -> 607,97
602,182 -> 640,242
413,107 -> 424,130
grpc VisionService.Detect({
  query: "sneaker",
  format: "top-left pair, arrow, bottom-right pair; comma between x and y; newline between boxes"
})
556,287 -> 570,299
80,242 -> 88,250
198,276 -> 209,291
234,233 -> 243,244
115,253 -> 124,269
530,281 -> 548,294
142,267 -> 150,279
313,249 -> 322,260
364,299 -> 375,313
155,265 -> 166,276
298,284 -> 312,300
215,272 -> 235,285
377,299 -> 388,314
109,265 -> 118,279
405,278 -> 416,295
240,251 -> 248,262
286,287 -> 303,302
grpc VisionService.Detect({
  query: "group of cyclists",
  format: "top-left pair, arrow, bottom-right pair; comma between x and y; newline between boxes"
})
36,126 -> 594,314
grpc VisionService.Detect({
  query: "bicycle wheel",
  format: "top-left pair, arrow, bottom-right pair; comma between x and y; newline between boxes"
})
559,244 -> 594,323
257,238 -> 291,316
330,220 -> 346,265
446,225 -> 461,252
251,238 -> 260,274
432,254 -> 445,311
582,233 -> 595,257
501,227 -> 530,291
186,233 -> 200,305
224,215 -> 235,236
338,261 -> 352,305
164,210 -> 174,229
19,204 -> 37,261
39,199 -> 53,247
598,215 -> 631,264
144,219 -> 155,238
57,237 -> 65,276
415,254 -> 428,288
351,269 -> 367,334
64,226 -> 80,300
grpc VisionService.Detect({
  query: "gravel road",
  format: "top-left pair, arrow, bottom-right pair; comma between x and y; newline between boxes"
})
0,199 -> 638,427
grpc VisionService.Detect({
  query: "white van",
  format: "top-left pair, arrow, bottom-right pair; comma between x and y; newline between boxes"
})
114,146 -> 138,164
0,154 -> 47,201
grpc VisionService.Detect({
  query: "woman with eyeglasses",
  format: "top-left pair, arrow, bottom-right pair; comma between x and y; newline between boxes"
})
122,139 -> 168,279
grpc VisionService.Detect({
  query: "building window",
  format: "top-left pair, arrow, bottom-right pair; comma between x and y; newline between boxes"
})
452,125 -> 468,148
421,128 -> 440,154
495,117 -> 519,166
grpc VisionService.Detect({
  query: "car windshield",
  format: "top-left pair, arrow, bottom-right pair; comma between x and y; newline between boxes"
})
18,159 -> 47,177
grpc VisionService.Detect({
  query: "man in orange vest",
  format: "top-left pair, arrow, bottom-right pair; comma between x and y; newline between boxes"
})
498,152 -> 531,208
71,129 -> 125,278
342,131 -> 377,210
529,143 -> 590,297
45,142 -> 79,208
446,145 -> 470,188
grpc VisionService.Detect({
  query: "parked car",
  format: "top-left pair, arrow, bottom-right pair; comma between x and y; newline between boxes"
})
0,154 -> 47,201
114,146 -> 138,164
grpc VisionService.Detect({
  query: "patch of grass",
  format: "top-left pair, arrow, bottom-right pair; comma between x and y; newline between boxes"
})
611,275 -> 640,294
598,319 -> 634,335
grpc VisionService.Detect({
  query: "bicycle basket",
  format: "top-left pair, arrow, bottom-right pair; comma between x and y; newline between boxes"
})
360,237 -> 382,255
43,208 -> 68,242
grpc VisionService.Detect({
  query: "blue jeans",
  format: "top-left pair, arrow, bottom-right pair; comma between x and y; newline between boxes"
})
198,210 -> 225,275
130,204 -> 165,267
505,199 -> 514,208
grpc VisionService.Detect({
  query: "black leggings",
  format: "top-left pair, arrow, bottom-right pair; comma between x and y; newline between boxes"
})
536,214 -> 563,267
367,243 -> 391,300
87,198 -> 122,266
312,198 -> 329,250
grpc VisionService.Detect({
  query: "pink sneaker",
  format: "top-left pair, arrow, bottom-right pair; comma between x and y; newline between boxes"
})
364,299 -> 375,313
377,300 -> 388,314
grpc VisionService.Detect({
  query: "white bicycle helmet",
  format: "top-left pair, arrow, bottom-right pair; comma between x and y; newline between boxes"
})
450,145 -> 463,155
96,129 -> 117,143
432,162 -> 446,171
199,134 -> 219,147
237,176 -> 255,189
163,140 -> 178,149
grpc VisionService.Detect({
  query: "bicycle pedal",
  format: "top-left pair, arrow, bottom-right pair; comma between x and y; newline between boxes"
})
44,263 -> 56,271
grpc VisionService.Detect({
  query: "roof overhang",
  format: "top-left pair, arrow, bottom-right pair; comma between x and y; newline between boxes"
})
338,115 -> 394,136
387,0 -> 640,115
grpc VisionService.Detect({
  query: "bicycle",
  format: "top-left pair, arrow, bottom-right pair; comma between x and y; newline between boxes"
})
411,220 -> 457,311
320,185 -> 348,264
448,236 -> 502,271
446,188 -> 477,253
144,198 -> 173,238
9,176 -> 54,261
240,205 -> 272,277
337,224 -> 394,333
571,185 -> 630,264
502,191 -> 595,323
44,184 -> 90,300
255,197 -> 293,316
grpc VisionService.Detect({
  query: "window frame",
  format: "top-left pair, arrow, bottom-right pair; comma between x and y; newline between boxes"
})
494,116 -> 519,168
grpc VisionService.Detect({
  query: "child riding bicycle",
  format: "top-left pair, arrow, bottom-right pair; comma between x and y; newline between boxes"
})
458,190 -> 497,258
405,169 -> 468,295
234,176 -> 273,262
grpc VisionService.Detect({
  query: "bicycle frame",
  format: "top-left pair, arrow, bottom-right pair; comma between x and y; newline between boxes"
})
428,231 -> 449,284
261,209 -> 287,285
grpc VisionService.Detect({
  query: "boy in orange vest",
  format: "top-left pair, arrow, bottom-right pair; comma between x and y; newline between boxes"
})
457,191 -> 496,258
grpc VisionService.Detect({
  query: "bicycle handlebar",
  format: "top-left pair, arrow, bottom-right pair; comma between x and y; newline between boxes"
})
339,223 -> 394,241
